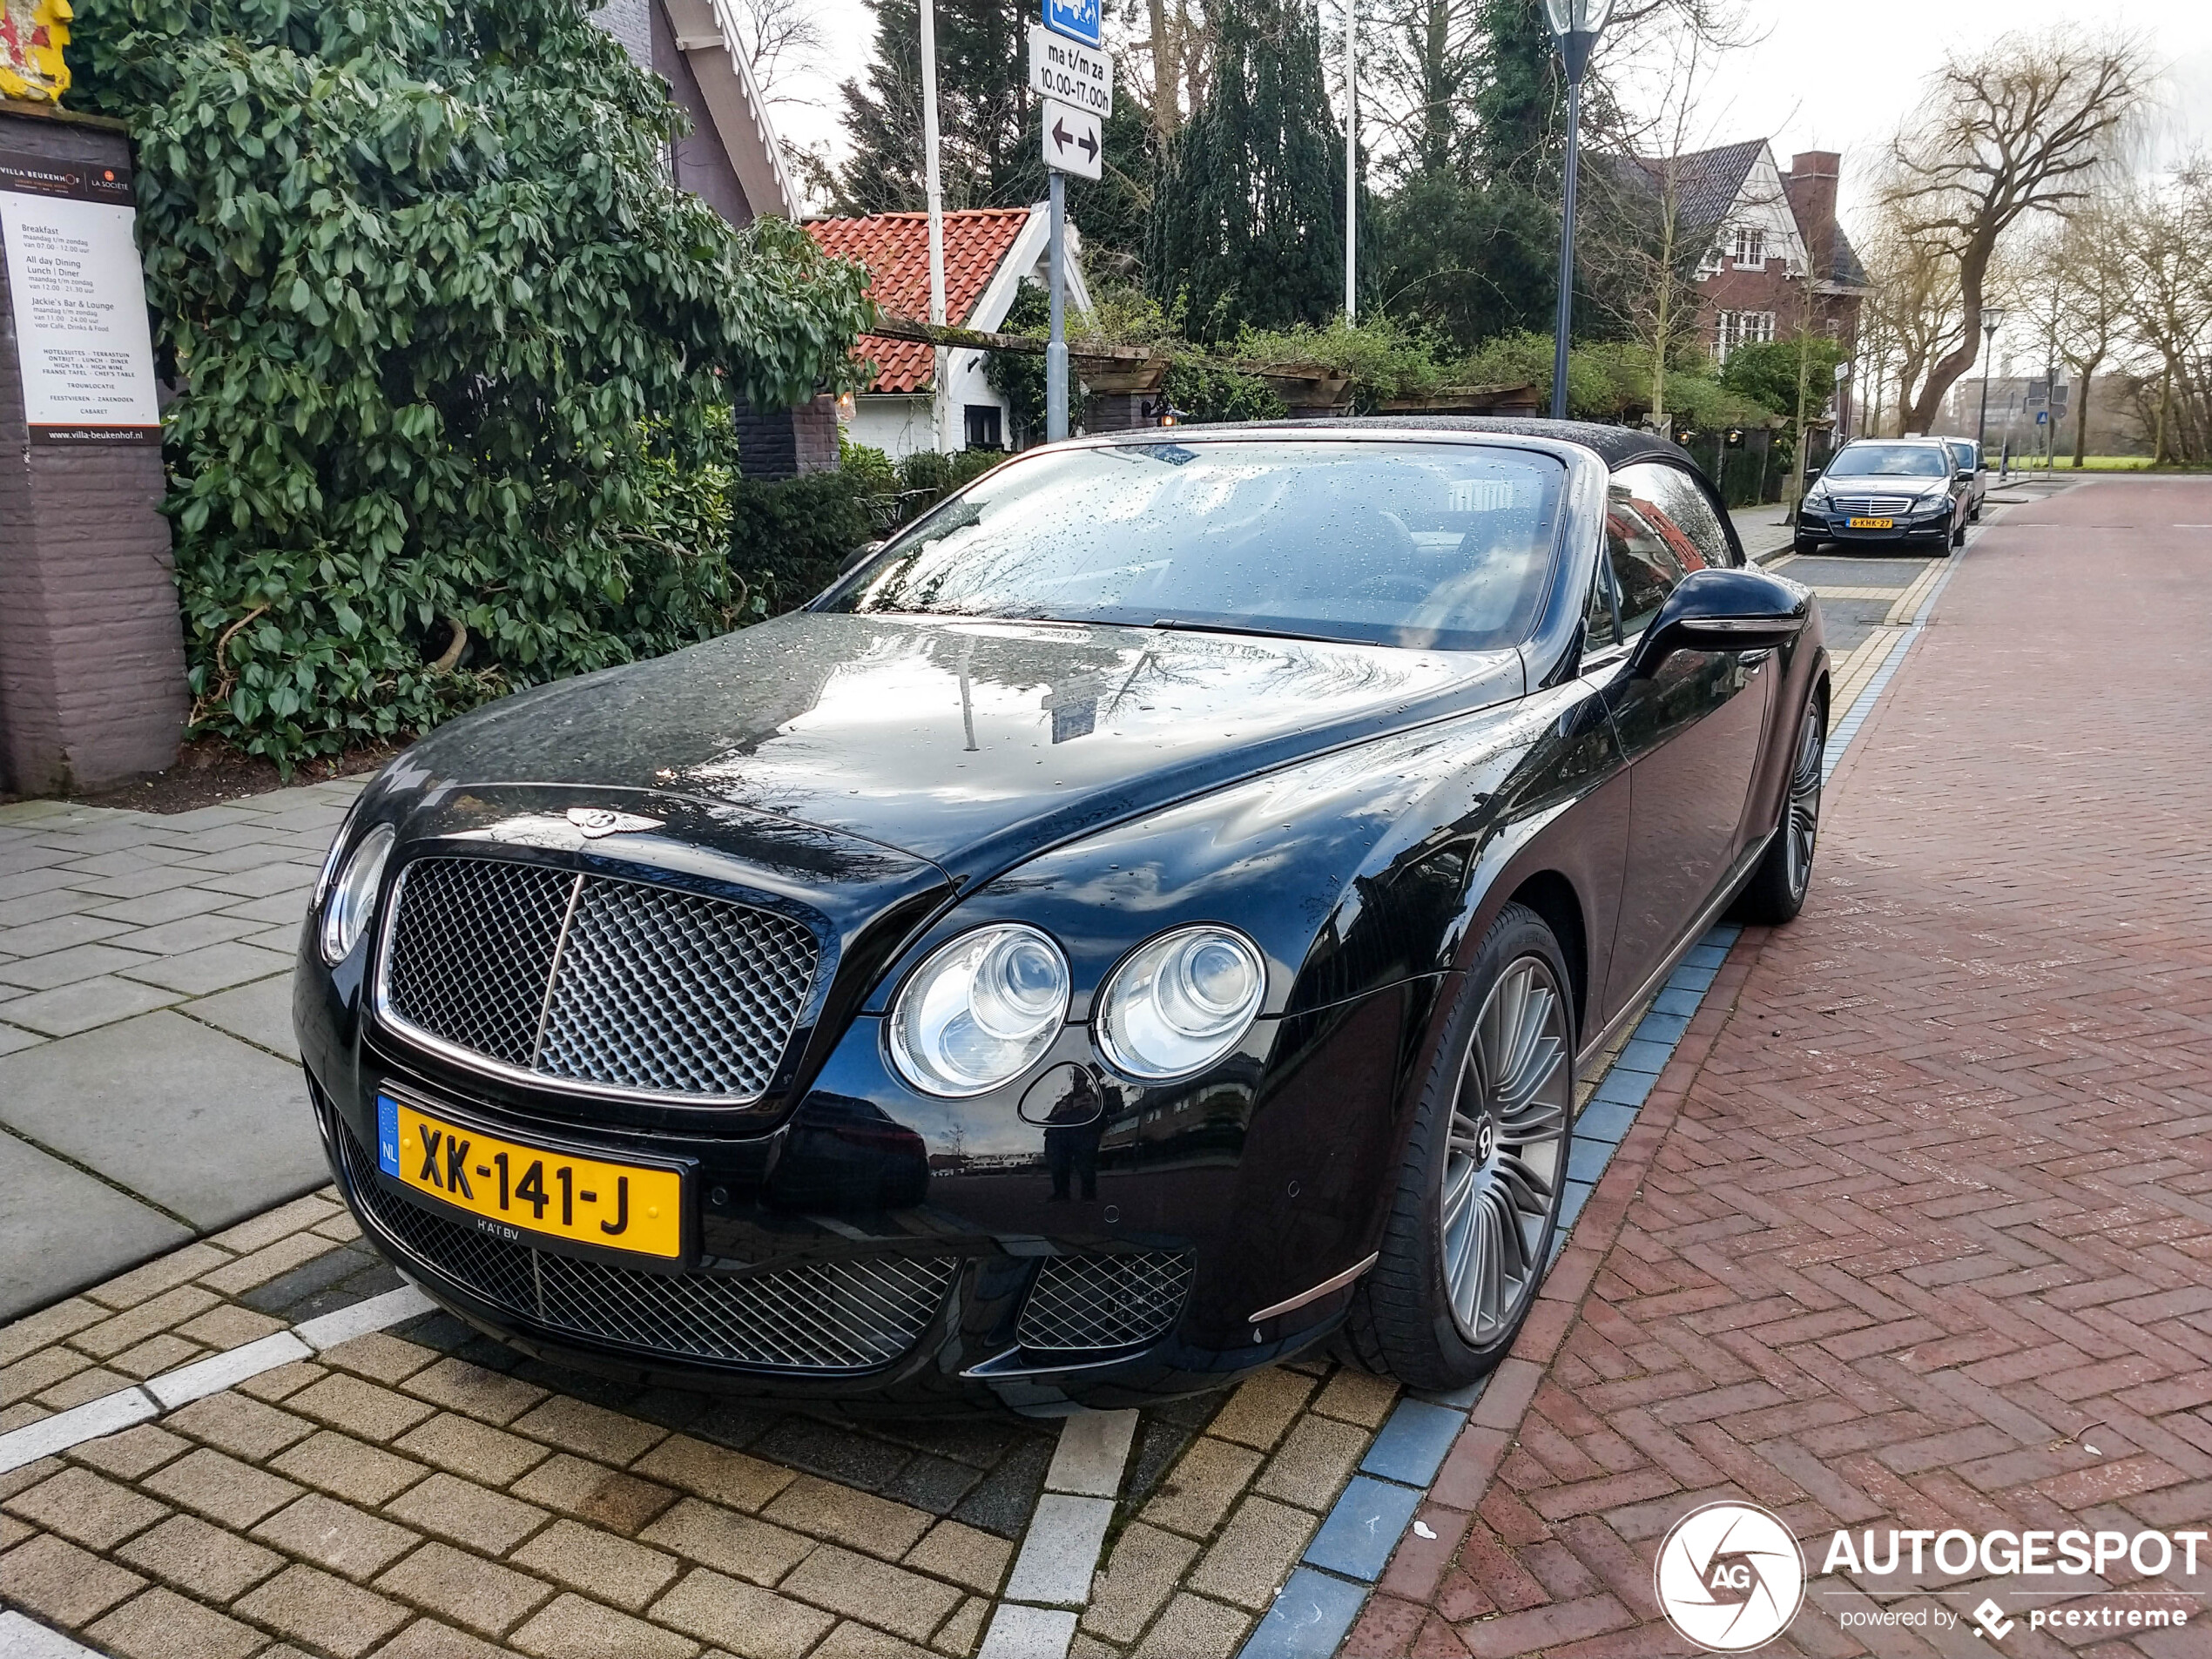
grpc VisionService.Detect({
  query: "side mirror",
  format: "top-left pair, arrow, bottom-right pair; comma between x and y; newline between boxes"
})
839,539 -> 886,577
1802,466 -> 1821,485
1956,468 -> 1974,482
1631,568 -> 1811,678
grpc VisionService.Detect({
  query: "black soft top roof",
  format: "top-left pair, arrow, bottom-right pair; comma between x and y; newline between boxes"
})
1089,415 -> 1696,473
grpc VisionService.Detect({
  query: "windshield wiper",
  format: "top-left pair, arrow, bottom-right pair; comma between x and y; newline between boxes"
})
1150,617 -> 1366,645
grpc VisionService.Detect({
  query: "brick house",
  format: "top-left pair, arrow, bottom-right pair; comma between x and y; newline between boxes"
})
805,206 -> 1094,460
590,0 -> 853,480
1620,140 -> 1872,432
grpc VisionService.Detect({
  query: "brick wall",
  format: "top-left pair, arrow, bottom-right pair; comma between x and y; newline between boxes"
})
734,395 -> 840,480
0,109 -> 185,795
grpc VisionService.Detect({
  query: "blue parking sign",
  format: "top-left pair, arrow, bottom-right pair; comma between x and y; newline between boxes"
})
1044,0 -> 1101,48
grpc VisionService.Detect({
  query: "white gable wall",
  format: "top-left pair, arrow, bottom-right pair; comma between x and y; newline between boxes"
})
1721,145 -> 1809,276
847,203 -> 1098,459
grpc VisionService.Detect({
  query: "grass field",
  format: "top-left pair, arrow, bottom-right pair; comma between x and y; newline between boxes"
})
1990,455 -> 2212,473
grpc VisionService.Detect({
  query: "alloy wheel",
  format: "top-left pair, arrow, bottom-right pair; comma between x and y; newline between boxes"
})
1782,700 -> 1824,903
1440,957 -> 1570,1346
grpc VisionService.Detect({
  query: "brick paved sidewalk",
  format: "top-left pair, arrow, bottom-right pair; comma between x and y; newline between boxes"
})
0,1178 -> 1413,1659
1350,479 -> 2212,1656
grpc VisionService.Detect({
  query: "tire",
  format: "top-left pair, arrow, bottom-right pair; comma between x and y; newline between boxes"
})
1792,533 -> 1821,554
1732,690 -> 1825,926
1951,517 -> 1966,549
1970,502 -> 1982,523
1341,904 -> 1574,1390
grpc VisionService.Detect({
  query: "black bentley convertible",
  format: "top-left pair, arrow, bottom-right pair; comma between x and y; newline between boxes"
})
297,419 -> 1826,1409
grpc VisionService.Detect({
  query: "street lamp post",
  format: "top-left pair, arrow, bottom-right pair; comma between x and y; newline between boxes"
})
1542,0 -> 1613,421
1973,306 -> 2006,464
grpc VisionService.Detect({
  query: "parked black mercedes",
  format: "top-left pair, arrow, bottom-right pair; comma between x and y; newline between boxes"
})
1794,436 -> 1969,553
296,419 -> 1828,1411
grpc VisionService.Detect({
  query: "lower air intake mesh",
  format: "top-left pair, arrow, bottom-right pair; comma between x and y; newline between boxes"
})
1016,1251 -> 1193,1355
331,1112 -> 952,1372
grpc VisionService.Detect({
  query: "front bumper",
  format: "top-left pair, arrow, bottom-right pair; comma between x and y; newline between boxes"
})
1799,504 -> 1954,545
301,880 -> 1422,1412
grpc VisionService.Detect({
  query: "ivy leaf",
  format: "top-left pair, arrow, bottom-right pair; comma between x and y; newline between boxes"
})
70,0 -> 871,766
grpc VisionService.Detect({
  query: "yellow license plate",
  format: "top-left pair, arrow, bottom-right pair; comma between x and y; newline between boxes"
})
1847,516 -> 1893,529
374,1095 -> 685,1260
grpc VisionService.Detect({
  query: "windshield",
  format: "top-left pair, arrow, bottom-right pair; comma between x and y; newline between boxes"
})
1946,440 -> 1977,469
1826,443 -> 1951,479
824,440 -> 1568,651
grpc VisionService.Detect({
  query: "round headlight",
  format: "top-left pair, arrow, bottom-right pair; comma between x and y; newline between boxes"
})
1096,926 -> 1266,1082
888,925 -> 1070,1097
319,825 -> 395,966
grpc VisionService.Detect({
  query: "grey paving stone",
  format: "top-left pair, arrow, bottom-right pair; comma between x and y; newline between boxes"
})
239,922 -> 305,952
0,1009 -> 322,1228
0,888 -> 93,929
0,1021 -> 46,1055
181,973 -> 300,1062
88,887 -> 240,928
220,891 -> 317,927
27,823 -> 159,855
0,1130 -> 190,1322
0,913 -> 135,958
193,865 -> 318,900
117,942 -> 292,995
61,846 -> 199,876
60,867 -> 209,901
105,913 -> 265,958
180,843 -> 306,875
0,942 -> 164,992
0,868 -> 78,904
140,819 -> 274,849
0,975 -> 182,1036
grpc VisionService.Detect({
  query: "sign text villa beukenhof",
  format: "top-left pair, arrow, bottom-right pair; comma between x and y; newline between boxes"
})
0,149 -> 161,444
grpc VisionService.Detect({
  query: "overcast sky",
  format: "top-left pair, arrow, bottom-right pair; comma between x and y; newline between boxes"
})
767,0 -> 2212,217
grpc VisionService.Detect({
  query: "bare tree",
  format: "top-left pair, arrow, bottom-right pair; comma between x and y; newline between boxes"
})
2116,164 -> 2212,463
2027,201 -> 2134,464
1576,24 -> 1720,428
727,0 -> 827,105
1857,183 -> 1970,438
1883,29 -> 2147,435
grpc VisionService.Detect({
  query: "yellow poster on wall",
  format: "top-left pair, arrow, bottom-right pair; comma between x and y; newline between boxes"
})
0,0 -> 71,105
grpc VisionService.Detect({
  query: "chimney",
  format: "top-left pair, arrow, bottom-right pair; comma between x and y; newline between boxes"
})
1784,151 -> 1841,278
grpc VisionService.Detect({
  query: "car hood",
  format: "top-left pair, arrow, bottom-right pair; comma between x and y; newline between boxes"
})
408,610 -> 1526,880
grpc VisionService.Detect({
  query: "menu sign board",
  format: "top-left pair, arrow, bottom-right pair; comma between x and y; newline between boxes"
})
0,151 -> 160,443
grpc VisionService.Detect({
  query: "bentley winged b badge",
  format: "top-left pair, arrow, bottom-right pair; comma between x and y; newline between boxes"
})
564,806 -> 664,839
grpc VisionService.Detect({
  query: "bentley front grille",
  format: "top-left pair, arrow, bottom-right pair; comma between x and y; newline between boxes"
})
379,855 -> 819,1103
1016,1251 -> 1193,1355
332,1114 -> 952,1372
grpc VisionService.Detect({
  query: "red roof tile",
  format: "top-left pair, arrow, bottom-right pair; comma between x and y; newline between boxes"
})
806,207 -> 1034,394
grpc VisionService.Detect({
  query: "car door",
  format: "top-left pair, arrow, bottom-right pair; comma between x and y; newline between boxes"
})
1596,462 -> 1777,1020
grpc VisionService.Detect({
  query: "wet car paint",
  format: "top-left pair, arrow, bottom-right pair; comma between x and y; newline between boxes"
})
297,421 -> 1829,1410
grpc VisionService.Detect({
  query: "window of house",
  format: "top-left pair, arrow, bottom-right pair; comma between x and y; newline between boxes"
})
1731,226 -> 1766,268
1715,310 -> 1776,361
964,405 -> 1004,450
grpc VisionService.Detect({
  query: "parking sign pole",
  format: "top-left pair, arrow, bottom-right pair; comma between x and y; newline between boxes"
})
921,0 -> 948,450
1047,170 -> 1069,442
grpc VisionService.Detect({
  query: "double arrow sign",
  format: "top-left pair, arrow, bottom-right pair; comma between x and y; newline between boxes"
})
1028,24 -> 1108,181
1048,111 -> 1101,172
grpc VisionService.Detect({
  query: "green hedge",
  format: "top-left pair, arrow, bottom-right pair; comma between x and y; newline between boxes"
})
731,444 -> 1005,611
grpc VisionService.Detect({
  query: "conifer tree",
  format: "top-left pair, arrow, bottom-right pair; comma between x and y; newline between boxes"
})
1146,0 -> 1345,338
